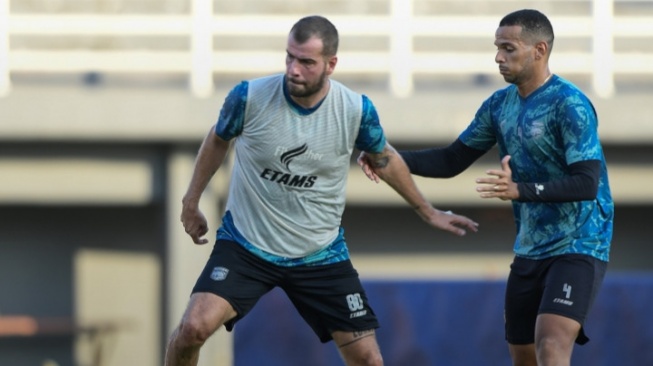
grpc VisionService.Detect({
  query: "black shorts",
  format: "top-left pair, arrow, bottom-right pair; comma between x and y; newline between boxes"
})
192,240 -> 379,343
504,254 -> 607,345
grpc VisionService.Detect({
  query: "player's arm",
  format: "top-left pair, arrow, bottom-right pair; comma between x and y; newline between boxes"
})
477,157 -> 600,202
181,81 -> 246,244
516,160 -> 600,202
400,139 -> 486,177
359,139 -> 485,182
181,128 -> 231,244
366,142 -> 478,236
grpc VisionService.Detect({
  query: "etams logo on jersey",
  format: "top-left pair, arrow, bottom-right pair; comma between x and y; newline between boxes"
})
279,144 -> 307,170
259,143 -> 321,188
274,144 -> 324,171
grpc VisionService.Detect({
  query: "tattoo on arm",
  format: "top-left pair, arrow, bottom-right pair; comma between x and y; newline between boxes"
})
371,156 -> 389,169
337,329 -> 375,349
369,145 -> 395,169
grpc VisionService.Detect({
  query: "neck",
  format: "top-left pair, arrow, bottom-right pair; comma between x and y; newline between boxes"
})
540,72 -> 553,87
518,72 -> 553,97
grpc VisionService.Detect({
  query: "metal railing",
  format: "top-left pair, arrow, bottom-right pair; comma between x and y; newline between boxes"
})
1,0 -> 652,98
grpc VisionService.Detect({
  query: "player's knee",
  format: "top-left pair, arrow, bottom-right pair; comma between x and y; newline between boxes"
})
367,352 -> 384,366
354,349 -> 383,366
175,318 -> 215,347
535,335 -> 572,363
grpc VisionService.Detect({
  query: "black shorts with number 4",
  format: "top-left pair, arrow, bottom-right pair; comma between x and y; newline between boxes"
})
192,239 -> 379,343
505,253 -> 607,345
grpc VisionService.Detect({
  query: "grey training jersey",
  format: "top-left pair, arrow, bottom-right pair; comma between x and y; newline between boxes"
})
214,74 -> 386,260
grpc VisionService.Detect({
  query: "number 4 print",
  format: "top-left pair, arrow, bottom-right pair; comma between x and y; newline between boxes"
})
563,283 -> 572,299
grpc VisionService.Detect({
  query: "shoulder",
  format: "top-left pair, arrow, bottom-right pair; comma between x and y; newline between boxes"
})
486,84 -> 515,105
247,74 -> 284,92
549,76 -> 592,104
329,79 -> 363,103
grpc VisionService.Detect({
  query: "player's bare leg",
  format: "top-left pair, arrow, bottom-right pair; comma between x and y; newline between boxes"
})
534,313 -> 580,366
508,343 -> 537,366
332,329 -> 383,366
165,293 -> 237,366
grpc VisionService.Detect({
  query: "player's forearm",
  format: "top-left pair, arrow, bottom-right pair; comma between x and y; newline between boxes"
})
183,129 -> 230,207
516,160 -> 600,202
399,139 -> 486,178
370,145 -> 435,216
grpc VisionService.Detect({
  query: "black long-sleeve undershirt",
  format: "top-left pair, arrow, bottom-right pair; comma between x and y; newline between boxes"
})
399,139 -> 486,178
516,160 -> 600,202
399,138 -> 601,203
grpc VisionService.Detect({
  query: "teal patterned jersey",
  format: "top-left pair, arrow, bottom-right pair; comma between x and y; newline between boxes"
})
459,75 -> 613,261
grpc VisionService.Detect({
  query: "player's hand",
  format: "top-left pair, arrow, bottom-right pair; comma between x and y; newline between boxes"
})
356,151 -> 380,183
475,155 -> 519,201
419,208 -> 479,236
180,205 -> 210,244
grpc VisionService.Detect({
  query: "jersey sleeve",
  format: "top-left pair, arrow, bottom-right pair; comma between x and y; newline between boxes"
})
215,81 -> 248,140
558,94 -> 602,165
458,95 -> 497,152
354,95 -> 386,153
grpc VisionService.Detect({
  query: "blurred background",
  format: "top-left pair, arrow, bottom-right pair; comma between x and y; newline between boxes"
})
1,0 -> 652,365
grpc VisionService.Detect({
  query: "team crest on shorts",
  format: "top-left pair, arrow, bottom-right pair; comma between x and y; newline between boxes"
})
210,266 -> 229,281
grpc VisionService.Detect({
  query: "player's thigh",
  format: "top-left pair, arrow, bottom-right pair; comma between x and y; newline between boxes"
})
505,257 -> 543,345
284,260 -> 379,343
192,240 -> 279,330
179,292 -> 237,338
540,254 -> 606,324
535,313 -> 580,346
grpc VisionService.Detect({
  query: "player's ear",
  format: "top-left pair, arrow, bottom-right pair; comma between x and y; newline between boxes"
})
326,55 -> 337,75
534,41 -> 549,60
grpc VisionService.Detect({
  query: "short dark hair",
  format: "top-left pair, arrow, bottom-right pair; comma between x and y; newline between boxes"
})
290,15 -> 339,57
500,9 -> 554,51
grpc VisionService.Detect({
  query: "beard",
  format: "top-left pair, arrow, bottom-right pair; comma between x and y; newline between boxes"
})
502,74 -> 517,84
286,70 -> 327,98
